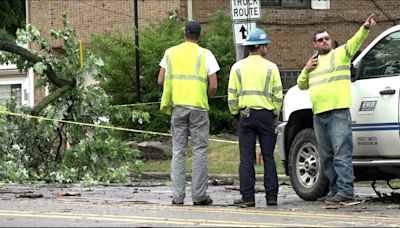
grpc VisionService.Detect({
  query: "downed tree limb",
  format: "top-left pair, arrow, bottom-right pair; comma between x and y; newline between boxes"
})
31,83 -> 74,116
0,40 -> 72,88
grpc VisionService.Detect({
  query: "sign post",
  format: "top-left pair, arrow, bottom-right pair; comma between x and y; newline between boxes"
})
230,0 -> 261,61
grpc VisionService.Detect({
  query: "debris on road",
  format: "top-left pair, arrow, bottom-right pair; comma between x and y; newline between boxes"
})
322,200 -> 363,209
209,178 -> 234,186
15,193 -> 43,198
58,192 -> 81,197
224,186 -> 264,193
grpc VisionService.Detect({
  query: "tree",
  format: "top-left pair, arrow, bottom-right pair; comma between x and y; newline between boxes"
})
0,13 -> 143,183
0,0 -> 25,41
91,10 -> 237,138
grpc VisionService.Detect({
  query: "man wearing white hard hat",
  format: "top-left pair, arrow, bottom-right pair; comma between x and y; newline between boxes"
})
228,28 -> 283,207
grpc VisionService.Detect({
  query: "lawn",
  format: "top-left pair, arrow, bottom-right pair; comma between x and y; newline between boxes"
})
143,136 -> 284,175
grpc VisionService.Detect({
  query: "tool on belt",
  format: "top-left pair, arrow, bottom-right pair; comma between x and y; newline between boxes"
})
240,107 -> 250,118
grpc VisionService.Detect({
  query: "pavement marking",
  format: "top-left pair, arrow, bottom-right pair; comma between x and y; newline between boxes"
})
129,204 -> 400,223
0,210 -> 323,227
17,199 -> 400,225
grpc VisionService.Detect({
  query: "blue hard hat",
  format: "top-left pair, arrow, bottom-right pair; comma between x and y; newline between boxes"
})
243,28 -> 271,46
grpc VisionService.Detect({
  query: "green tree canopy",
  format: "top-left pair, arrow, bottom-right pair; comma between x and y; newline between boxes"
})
0,0 -> 25,41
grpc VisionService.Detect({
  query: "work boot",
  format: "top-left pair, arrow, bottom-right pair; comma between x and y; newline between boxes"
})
325,195 -> 353,204
233,198 -> 255,207
266,191 -> 278,206
193,195 -> 213,206
316,196 -> 329,202
317,193 -> 336,202
172,200 -> 183,206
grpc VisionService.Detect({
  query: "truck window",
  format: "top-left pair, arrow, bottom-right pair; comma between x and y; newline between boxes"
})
358,31 -> 400,79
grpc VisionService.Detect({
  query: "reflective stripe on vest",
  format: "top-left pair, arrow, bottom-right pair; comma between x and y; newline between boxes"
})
235,63 -> 282,102
308,51 -> 350,88
165,50 -> 207,84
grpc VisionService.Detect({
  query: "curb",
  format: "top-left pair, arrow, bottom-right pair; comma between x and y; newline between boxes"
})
141,172 -> 290,182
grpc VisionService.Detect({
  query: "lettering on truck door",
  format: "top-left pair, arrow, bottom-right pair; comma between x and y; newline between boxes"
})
351,30 -> 400,157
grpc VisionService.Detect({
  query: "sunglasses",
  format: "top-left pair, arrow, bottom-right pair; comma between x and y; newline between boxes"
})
316,36 -> 330,43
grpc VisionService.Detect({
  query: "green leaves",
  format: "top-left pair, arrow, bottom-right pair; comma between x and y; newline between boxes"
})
0,0 -> 25,40
132,111 -> 150,125
0,13 -> 143,184
33,62 -> 47,74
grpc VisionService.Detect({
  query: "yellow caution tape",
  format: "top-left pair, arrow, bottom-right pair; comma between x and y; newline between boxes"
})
114,95 -> 227,107
116,101 -> 161,107
0,110 -> 238,144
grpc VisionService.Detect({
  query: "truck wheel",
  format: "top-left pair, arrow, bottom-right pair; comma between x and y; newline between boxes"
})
288,128 -> 329,201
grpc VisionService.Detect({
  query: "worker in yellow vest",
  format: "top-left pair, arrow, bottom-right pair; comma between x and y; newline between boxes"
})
297,14 -> 376,204
228,28 -> 283,207
158,20 -> 219,206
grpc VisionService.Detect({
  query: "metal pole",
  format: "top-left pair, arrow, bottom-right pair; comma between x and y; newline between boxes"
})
187,0 -> 193,21
134,0 -> 140,102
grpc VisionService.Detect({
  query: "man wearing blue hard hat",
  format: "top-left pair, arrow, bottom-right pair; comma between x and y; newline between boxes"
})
228,28 -> 283,207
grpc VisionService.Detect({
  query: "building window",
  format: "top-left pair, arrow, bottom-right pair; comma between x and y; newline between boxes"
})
280,70 -> 302,91
0,84 -> 22,107
261,0 -> 310,8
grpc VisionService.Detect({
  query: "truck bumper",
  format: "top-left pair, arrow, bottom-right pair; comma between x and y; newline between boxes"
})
276,122 -> 287,162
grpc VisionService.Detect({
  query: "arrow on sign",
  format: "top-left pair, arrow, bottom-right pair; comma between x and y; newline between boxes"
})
239,25 -> 247,39
233,22 -> 256,45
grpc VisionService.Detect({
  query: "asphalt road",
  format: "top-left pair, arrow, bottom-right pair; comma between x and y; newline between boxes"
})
0,180 -> 399,227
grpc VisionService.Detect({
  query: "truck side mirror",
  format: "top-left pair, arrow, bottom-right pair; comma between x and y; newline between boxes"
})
350,50 -> 362,82
350,63 -> 357,82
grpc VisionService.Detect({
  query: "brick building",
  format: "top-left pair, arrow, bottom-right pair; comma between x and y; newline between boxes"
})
26,0 -> 400,103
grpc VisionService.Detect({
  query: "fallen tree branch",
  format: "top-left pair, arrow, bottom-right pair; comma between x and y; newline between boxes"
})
0,40 -> 72,87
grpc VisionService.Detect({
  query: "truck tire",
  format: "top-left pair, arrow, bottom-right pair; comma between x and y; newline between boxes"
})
288,128 -> 329,201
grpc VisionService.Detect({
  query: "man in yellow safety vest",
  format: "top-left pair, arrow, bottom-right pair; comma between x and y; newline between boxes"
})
158,20 -> 219,206
228,28 -> 283,207
297,14 -> 376,204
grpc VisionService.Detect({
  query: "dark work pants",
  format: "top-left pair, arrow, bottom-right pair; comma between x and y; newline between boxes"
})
238,109 -> 278,202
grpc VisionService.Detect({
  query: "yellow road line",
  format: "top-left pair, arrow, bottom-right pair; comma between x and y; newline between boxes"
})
135,204 -> 400,223
39,199 -> 400,224
0,210 -> 322,227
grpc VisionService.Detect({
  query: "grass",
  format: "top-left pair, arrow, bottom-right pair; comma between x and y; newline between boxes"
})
143,137 -> 284,175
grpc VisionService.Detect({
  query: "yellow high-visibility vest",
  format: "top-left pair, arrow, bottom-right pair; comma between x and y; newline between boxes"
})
297,26 -> 369,114
160,42 -> 208,115
227,55 -> 283,117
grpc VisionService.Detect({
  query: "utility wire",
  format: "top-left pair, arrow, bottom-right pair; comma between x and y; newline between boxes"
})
80,1 -> 134,19
370,0 -> 398,26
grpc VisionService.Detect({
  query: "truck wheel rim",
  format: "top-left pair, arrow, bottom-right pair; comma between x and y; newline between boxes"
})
296,142 -> 320,188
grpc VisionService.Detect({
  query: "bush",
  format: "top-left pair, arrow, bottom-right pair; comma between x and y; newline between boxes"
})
91,10 -> 237,138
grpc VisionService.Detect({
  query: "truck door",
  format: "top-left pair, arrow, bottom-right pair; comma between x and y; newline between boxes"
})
351,30 -> 400,157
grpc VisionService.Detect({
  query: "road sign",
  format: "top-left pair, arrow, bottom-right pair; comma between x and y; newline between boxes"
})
231,0 -> 261,21
233,21 -> 257,45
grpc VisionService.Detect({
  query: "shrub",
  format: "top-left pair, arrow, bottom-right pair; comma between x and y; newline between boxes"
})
91,10 -> 237,138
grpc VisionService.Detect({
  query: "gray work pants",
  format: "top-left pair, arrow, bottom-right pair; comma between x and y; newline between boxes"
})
170,106 -> 210,203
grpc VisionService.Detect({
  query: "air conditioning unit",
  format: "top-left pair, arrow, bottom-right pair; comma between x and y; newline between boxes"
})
311,0 -> 330,9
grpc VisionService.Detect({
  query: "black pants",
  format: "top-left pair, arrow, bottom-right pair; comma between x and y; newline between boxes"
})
238,109 -> 278,202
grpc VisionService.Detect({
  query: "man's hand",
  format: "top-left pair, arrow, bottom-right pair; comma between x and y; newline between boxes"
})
364,14 -> 376,29
304,56 -> 318,73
